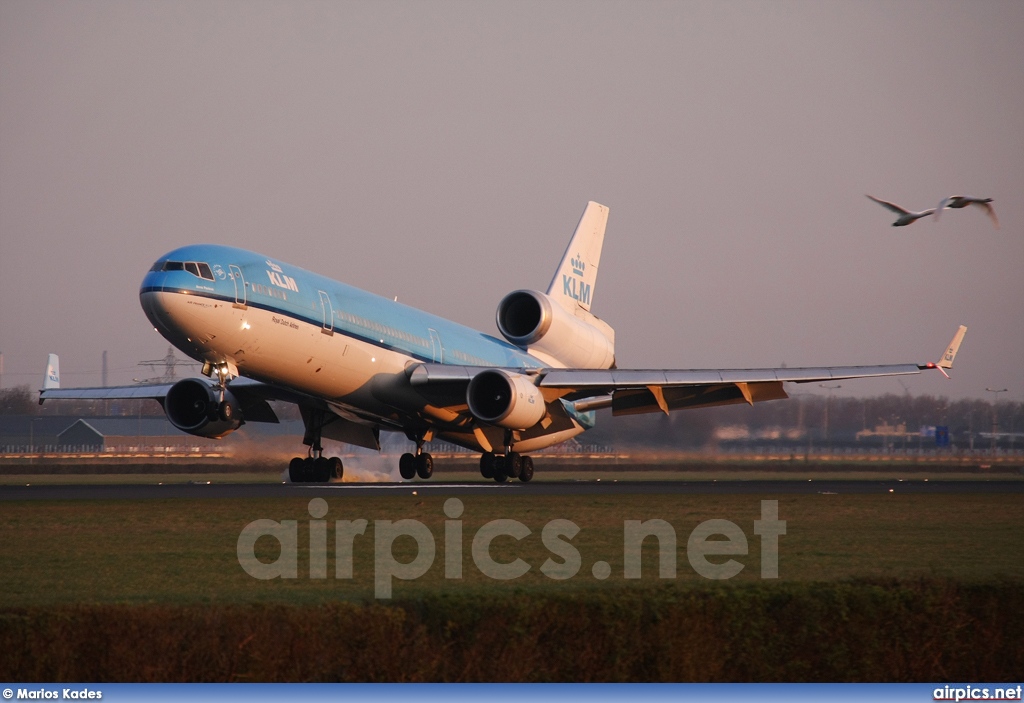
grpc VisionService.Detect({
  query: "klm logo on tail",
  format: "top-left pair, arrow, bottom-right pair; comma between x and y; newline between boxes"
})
562,254 -> 592,305
546,201 -> 607,314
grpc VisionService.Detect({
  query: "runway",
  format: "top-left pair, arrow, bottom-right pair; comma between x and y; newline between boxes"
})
1,478 -> 1022,500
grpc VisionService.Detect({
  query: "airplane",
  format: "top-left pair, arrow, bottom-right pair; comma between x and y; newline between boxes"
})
39,201 -> 968,483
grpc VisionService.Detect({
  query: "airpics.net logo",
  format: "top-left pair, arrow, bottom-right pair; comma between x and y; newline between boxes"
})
237,499 -> 786,599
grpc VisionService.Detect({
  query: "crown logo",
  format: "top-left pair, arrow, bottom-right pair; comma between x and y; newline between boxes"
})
570,254 -> 585,276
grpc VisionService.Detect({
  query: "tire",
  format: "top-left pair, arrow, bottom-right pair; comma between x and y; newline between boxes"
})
399,452 -> 416,480
519,455 -> 534,483
480,452 -> 495,479
505,452 -> 522,479
492,456 -> 507,483
415,453 -> 434,479
313,457 -> 331,482
328,456 -> 344,480
217,401 -> 233,422
288,456 -> 306,483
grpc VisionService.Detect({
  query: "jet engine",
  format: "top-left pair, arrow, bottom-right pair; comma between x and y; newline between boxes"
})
466,369 -> 546,430
496,289 -> 615,369
164,378 -> 243,439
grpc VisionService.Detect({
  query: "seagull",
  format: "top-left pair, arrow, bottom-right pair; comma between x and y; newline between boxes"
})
866,194 -> 937,227
936,195 -> 999,229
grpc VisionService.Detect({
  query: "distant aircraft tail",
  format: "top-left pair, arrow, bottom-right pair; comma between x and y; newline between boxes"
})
546,201 -> 608,313
43,353 -> 60,390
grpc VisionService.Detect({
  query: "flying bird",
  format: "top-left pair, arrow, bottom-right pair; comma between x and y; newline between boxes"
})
936,195 -> 999,229
865,194 -> 936,227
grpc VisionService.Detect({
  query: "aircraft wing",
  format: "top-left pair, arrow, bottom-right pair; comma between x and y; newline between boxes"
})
36,366 -> 390,449
38,384 -> 175,401
409,325 -> 967,416
538,363 -> 918,415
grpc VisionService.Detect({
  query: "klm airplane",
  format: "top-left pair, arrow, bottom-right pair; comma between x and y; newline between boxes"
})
39,202 -> 967,482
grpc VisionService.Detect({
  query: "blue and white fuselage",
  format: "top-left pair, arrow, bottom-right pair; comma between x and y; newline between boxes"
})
141,243 -> 545,376
139,244 -> 580,454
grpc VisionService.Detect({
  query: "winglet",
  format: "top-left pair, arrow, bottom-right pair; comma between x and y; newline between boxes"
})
43,354 -> 60,390
920,326 -> 967,378
40,353 -> 60,404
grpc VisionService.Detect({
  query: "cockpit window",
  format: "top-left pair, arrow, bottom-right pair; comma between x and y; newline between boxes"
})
153,260 -> 215,280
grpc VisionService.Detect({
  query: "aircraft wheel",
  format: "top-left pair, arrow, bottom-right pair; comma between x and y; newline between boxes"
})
328,456 -> 344,480
519,456 -> 534,483
313,457 -> 331,482
288,457 -> 306,483
303,458 -> 316,482
217,400 -> 234,422
399,453 -> 416,480
505,452 -> 522,479
479,452 -> 495,479
415,453 -> 434,479
492,456 -> 507,483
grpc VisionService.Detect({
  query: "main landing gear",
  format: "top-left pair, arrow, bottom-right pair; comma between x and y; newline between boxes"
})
479,451 -> 534,483
288,453 -> 344,483
399,433 -> 433,480
399,451 -> 433,480
289,409 -> 343,483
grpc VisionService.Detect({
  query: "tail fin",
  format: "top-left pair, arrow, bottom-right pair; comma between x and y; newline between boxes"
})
43,354 -> 60,390
546,201 -> 608,313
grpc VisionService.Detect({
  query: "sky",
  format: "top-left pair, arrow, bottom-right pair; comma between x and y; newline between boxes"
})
1,0 -> 1022,402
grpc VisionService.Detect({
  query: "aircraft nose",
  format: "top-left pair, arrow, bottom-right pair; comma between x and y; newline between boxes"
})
140,288 -> 173,335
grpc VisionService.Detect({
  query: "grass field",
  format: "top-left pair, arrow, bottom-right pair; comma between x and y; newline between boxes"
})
2,480 -> 1023,680
2,492 -> 1022,606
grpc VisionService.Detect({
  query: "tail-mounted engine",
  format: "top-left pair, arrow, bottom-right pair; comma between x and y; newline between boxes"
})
496,289 -> 615,369
164,378 -> 243,439
466,369 -> 545,430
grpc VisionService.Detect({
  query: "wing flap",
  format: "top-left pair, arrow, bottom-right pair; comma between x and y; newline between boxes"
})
540,364 -> 923,390
612,381 -> 789,416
